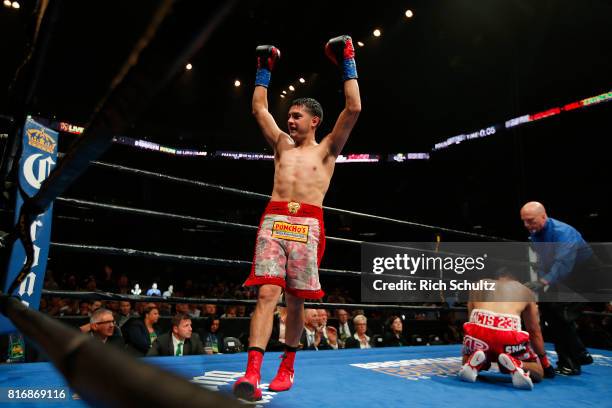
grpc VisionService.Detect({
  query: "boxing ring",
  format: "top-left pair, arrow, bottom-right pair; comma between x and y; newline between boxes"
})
1,2 -> 611,408
1,345 -> 610,407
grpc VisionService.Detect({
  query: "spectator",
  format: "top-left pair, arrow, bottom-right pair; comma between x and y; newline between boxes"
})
98,265 -> 117,292
47,297 -> 72,317
84,276 -> 97,292
317,309 -> 330,340
220,305 -> 237,319
123,303 -> 160,357
201,304 -> 217,319
300,309 -> 330,350
115,301 -> 136,328
116,274 -> 131,294
147,313 -> 203,357
188,304 -> 201,319
90,300 -> 103,313
335,309 -> 353,346
236,305 -> 247,318
183,279 -> 196,297
43,271 -> 59,290
345,315 -> 371,349
89,308 -> 124,348
63,274 -> 78,291
326,326 -> 339,350
175,303 -> 190,315
201,318 -> 224,354
78,301 -> 91,317
158,302 -> 173,316
383,316 -> 409,347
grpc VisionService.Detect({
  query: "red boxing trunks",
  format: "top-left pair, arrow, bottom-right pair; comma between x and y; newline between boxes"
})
244,201 -> 325,299
462,309 -> 537,363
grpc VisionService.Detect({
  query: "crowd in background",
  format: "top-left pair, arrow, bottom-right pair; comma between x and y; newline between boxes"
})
26,264 -> 612,360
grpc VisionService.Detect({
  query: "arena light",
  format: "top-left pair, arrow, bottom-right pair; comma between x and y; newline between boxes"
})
282,90 -> 287,95
280,94 -> 286,98
373,29 -> 381,37
234,80 -> 241,87
11,1 -> 19,8
288,85 -> 295,91
405,9 -> 414,18
3,0 -> 12,7
298,78 -> 305,83
185,63 -> 193,70
357,41 -> 365,47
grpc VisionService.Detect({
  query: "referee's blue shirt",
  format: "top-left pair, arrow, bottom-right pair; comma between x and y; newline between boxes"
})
529,217 -> 593,284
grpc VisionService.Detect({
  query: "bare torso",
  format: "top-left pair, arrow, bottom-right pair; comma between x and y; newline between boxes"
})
470,279 -> 532,316
270,136 -> 335,207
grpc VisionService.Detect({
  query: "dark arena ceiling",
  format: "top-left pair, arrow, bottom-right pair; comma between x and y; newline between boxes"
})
1,0 -> 611,262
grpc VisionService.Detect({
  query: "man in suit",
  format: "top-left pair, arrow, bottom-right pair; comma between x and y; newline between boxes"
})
335,309 -> 353,347
89,308 -> 125,349
299,309 -> 330,350
147,313 -> 204,356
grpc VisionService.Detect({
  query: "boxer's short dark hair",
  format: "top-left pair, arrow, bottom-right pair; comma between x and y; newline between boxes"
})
291,97 -> 323,127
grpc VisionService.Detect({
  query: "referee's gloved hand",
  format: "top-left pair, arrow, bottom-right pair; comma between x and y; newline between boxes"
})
540,354 -> 556,379
524,280 -> 545,293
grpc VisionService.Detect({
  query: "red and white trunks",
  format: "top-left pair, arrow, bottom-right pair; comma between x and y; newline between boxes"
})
462,309 -> 537,362
244,201 -> 326,299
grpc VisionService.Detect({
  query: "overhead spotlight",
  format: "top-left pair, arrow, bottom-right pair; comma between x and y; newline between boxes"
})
298,78 -> 305,83
234,80 -> 241,87
405,9 -> 414,18
373,29 -> 381,37
11,1 -> 20,8
282,90 -> 287,95
185,63 -> 193,70
288,85 -> 295,91
3,0 -> 12,7
280,94 -> 286,98
357,41 -> 365,47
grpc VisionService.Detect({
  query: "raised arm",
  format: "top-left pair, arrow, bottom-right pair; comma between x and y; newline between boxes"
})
252,45 -> 285,148
322,36 -> 362,157
253,85 -> 284,148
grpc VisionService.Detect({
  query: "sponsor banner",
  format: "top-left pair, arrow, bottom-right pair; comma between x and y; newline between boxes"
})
0,117 -> 57,334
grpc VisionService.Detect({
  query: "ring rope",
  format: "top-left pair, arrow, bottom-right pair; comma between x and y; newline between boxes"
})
41,289 -> 462,311
89,160 -> 512,241
49,242 -> 474,281
56,196 -> 531,265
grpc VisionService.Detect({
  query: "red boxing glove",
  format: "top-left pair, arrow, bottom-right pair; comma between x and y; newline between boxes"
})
325,35 -> 358,81
539,354 -> 555,379
255,45 -> 281,87
255,45 -> 281,71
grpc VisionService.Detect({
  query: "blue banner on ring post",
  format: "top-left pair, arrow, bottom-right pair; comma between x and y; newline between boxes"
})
0,117 -> 58,334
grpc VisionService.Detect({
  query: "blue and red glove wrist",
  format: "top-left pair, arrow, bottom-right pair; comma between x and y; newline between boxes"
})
342,58 -> 358,81
255,68 -> 271,88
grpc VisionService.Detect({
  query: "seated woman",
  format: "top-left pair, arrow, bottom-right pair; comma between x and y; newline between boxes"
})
344,315 -> 372,349
122,303 -> 160,357
383,315 -> 409,347
201,318 -> 224,354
